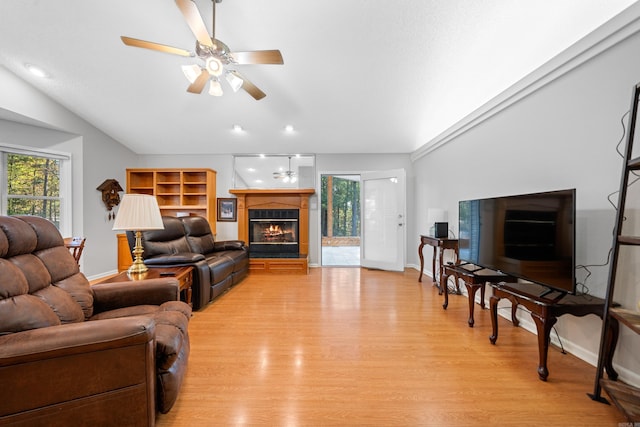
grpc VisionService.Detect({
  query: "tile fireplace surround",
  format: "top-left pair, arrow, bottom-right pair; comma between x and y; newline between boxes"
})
229,188 -> 315,274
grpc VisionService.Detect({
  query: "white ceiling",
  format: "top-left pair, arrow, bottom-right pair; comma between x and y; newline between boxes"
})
0,0 -> 636,155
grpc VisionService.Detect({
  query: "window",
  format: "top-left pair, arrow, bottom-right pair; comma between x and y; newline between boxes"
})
1,145 -> 71,234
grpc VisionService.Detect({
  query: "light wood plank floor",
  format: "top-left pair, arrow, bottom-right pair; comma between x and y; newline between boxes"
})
157,268 -> 624,426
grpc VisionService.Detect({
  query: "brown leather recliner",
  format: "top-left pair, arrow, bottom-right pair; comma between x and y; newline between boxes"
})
0,215 -> 191,426
131,215 -> 248,310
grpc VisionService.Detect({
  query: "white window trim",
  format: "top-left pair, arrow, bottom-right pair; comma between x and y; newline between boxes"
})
0,143 -> 72,235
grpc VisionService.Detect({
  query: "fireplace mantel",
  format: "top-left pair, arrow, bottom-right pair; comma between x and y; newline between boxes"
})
229,188 -> 315,257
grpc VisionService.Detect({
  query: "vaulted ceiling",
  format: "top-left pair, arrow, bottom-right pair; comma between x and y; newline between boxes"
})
0,0 -> 636,155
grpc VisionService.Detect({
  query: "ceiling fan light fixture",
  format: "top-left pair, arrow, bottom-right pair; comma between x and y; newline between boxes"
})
209,78 -> 223,96
226,71 -> 243,92
205,57 -> 223,76
182,64 -> 202,83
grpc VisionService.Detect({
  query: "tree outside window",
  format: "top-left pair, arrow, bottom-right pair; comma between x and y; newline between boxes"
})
5,153 -> 61,228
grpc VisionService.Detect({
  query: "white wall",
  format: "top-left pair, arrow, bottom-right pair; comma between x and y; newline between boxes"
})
139,153 -> 414,266
0,66 -> 138,278
411,12 -> 640,386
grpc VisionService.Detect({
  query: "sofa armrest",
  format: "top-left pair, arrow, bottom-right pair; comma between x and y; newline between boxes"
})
0,317 -> 156,421
144,252 -> 205,265
0,316 -> 155,363
213,240 -> 246,251
92,278 -> 180,312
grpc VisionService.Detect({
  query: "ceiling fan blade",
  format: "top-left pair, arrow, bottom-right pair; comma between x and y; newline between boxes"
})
231,50 -> 284,65
175,0 -> 214,48
231,70 -> 266,100
187,69 -> 210,94
121,36 -> 193,57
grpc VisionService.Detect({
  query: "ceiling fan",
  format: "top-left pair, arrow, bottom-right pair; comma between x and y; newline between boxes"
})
121,0 -> 283,100
273,156 -> 297,183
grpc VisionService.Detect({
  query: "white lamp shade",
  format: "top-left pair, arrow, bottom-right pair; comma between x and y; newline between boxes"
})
112,194 -> 164,231
209,79 -> 223,96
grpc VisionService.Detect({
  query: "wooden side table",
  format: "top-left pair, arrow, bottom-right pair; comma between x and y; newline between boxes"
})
489,282 -> 613,381
441,263 -> 515,327
99,266 -> 194,307
418,235 -> 458,286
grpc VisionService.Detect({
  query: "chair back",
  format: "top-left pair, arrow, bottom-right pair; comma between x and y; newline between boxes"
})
64,236 -> 86,264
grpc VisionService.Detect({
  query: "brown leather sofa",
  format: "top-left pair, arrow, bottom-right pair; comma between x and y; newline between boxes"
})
0,215 -> 191,426
130,215 -> 248,310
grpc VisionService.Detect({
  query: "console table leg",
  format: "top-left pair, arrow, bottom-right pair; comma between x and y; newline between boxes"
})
431,248 -> 437,285
509,296 -> 519,327
532,313 -> 556,382
489,295 -> 500,344
442,271 -> 449,309
418,242 -> 425,282
466,283 -> 480,327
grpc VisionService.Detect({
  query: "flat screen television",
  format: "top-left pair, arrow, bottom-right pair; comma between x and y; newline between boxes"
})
458,189 -> 576,295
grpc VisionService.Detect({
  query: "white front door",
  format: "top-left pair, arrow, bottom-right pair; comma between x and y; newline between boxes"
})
360,169 -> 406,271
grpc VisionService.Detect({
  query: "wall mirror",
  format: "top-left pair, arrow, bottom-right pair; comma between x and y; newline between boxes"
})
233,154 -> 316,189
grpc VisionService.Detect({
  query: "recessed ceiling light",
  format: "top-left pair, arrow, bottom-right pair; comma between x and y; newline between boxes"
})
232,124 -> 243,132
284,125 -> 294,133
25,63 -> 49,78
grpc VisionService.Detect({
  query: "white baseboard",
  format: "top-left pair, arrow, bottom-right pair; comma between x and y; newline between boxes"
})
86,269 -> 118,282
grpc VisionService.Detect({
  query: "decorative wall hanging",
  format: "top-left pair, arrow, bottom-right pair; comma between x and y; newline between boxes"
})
97,179 -> 124,220
217,198 -> 237,222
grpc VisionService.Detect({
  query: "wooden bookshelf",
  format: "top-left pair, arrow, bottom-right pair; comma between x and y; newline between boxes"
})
126,168 -> 217,232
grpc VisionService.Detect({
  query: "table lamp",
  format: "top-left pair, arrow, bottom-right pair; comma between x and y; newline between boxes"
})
112,194 -> 164,274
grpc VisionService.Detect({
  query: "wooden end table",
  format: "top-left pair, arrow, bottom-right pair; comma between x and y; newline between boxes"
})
418,235 -> 458,286
489,282 -> 614,381
99,266 -> 194,307
441,262 -> 515,327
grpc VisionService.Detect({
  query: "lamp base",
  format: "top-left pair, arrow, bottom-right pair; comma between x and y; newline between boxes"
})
128,230 -> 149,274
128,259 -> 148,274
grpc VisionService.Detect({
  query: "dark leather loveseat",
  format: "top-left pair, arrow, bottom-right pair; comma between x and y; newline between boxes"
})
0,215 -> 191,426
131,215 -> 248,310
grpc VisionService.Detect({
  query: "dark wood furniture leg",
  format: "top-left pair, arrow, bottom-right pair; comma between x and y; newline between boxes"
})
531,309 -> 556,381
441,268 -> 450,307
418,240 -> 425,282
431,247 -> 438,285
489,295 -> 499,344
489,283 -> 613,381
464,282 -> 486,327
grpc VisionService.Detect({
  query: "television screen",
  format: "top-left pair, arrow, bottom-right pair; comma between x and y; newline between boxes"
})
458,189 -> 576,294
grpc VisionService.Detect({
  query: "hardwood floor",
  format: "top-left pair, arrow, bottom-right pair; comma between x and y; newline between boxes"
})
156,268 -> 624,426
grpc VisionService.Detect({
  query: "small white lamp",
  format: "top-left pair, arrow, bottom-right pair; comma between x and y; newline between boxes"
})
112,194 -> 164,274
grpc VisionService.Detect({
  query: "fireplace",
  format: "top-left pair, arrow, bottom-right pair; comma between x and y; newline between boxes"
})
229,188 -> 315,274
249,209 -> 299,256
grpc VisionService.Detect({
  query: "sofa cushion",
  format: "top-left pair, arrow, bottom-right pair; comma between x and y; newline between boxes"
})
206,255 -> 235,284
0,216 -> 38,257
13,216 -> 94,320
0,259 -> 61,334
182,216 -> 216,254
141,216 -> 192,258
219,251 -> 249,273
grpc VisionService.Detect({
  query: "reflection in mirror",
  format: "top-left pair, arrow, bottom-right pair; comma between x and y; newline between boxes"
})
233,154 -> 316,189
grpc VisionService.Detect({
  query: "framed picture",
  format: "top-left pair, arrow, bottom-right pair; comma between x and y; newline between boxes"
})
217,198 -> 237,222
